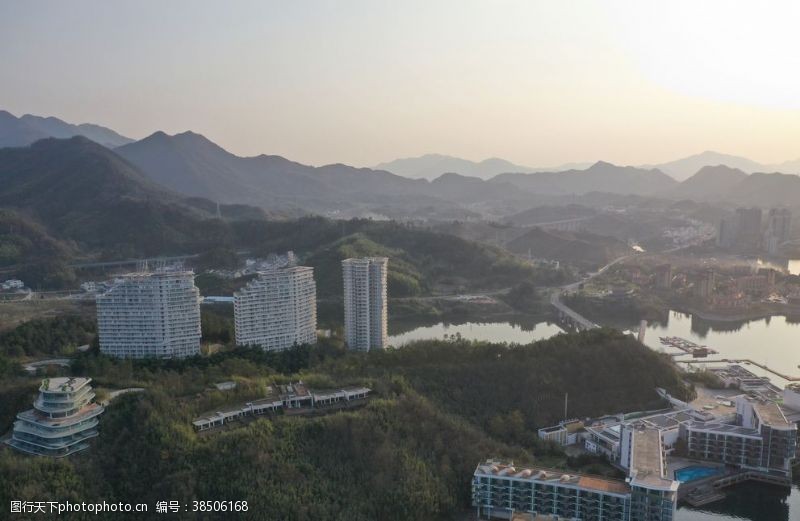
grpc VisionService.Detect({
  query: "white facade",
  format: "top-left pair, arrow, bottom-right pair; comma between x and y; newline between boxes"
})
6,377 -> 105,457
233,266 -> 317,351
342,257 -> 388,351
96,270 -> 201,358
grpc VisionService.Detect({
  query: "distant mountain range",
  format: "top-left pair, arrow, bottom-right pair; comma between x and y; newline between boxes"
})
115,131 -> 682,209
667,165 -> 749,199
115,131 -> 437,212
375,153 -> 591,180
0,110 -> 133,148
3,110 -> 800,219
490,161 -> 677,196
645,150 -> 800,181
380,150 -> 800,182
667,164 -> 800,206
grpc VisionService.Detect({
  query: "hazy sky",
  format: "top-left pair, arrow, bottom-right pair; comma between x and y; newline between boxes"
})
3,1 -> 800,167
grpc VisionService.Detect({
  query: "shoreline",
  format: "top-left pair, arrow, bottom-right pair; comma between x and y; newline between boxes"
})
672,304 -> 800,324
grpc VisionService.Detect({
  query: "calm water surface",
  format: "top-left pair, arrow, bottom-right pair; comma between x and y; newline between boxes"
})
387,318 -> 563,346
641,310 -> 800,386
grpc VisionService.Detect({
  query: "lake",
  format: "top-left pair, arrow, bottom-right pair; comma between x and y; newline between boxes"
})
388,318 -> 563,346
675,476 -> 800,521
641,310 -> 800,386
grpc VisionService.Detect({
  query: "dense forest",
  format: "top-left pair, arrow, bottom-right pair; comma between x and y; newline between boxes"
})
0,329 -> 692,520
0,315 -> 96,358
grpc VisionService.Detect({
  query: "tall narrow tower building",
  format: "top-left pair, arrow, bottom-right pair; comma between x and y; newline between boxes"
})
342,257 -> 388,351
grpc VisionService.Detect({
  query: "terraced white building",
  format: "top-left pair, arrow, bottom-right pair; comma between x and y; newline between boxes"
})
96,270 -> 201,358
234,266 -> 317,351
5,377 -> 105,457
342,257 -> 388,351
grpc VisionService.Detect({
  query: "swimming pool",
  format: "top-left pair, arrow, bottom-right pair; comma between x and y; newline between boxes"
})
675,465 -> 724,482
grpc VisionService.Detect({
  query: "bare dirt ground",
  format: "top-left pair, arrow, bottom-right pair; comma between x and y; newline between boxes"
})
0,299 -> 94,331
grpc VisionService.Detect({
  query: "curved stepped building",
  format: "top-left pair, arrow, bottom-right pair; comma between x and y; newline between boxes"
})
234,265 -> 317,351
5,377 -> 105,457
96,269 -> 201,359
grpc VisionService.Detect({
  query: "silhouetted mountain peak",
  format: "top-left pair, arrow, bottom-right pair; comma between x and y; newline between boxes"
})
0,109 -> 133,148
432,172 -> 482,183
588,160 -> 615,170
693,164 -> 747,177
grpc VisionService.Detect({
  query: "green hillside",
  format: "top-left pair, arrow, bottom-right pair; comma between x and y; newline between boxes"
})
0,330 -> 691,520
0,140 -> 553,295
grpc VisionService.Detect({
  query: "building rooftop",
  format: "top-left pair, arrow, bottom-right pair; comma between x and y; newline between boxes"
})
281,382 -> 310,398
39,377 -> 91,393
585,423 -> 621,442
475,461 -> 630,496
751,399 -> 793,429
629,428 -> 679,492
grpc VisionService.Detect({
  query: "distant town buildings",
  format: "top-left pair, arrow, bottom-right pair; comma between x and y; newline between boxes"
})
5,377 -> 104,457
763,208 -> 792,255
233,264 -> 317,351
96,269 -> 201,358
717,217 -> 737,249
695,269 -> 715,298
718,207 -> 792,255
735,207 -> 763,251
342,257 -> 388,351
654,264 -> 673,290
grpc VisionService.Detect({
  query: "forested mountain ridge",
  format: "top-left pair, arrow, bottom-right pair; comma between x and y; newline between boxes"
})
0,110 -> 133,148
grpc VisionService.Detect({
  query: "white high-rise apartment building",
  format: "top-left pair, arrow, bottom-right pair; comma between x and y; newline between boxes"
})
96,270 -> 201,358
342,257 -> 388,351
234,266 -> 317,351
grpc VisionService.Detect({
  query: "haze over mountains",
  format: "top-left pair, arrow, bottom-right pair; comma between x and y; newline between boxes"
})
115,130 -> 435,212
374,154 -> 591,180
0,136 -> 265,260
0,110 -> 133,149
643,151 -> 800,181
380,150 -> 800,182
2,110 -> 800,218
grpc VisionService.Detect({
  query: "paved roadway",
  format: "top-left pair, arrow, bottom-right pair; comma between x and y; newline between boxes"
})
550,255 -> 634,330
23,358 -> 73,373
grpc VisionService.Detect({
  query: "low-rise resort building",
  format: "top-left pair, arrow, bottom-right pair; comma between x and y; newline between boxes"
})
473,426 -> 679,521
508,372 -> 800,517
5,377 -> 105,457
192,382 -> 371,431
682,396 -> 797,478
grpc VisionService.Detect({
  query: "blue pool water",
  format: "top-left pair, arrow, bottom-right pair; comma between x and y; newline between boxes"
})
675,465 -> 724,482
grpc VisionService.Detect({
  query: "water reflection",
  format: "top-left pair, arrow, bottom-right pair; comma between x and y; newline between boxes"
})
676,475 -> 799,521
388,317 -> 563,346
635,310 -> 800,383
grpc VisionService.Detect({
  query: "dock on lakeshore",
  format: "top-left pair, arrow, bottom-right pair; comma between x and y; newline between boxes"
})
681,358 -> 800,382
